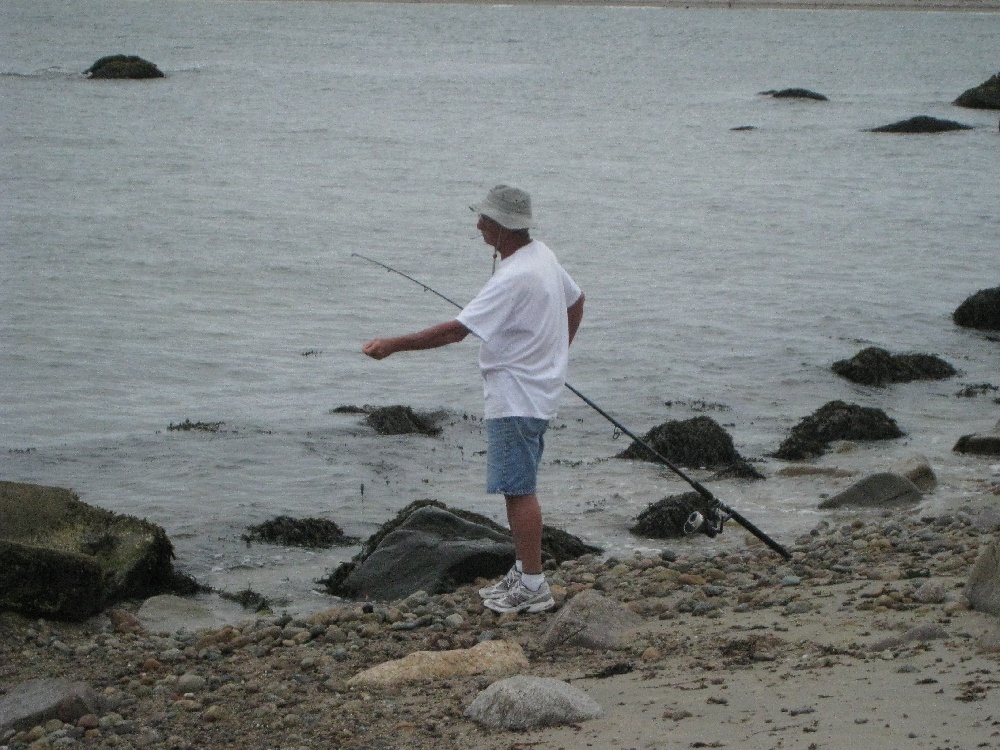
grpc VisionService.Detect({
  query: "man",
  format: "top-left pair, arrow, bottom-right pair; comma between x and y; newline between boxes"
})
362,184 -> 584,614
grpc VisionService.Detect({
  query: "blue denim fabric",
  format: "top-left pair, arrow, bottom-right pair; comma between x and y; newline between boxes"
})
485,417 -> 549,495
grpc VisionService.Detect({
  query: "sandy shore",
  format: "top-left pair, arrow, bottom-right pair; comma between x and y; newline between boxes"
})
3,495 -> 999,750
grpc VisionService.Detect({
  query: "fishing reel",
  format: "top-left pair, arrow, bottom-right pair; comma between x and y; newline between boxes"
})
683,507 -> 730,538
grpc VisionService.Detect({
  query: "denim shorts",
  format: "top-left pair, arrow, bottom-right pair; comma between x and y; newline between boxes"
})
486,417 -> 549,496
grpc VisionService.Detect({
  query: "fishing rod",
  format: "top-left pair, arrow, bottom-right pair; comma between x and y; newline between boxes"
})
352,252 -> 791,560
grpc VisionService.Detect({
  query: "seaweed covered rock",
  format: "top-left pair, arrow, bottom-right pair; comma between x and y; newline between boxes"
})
616,415 -> 761,478
867,115 -> 972,133
831,347 -> 957,386
818,472 -> 923,510
773,401 -> 904,460
953,72 -> 1000,110
954,420 -> 1000,457
759,88 -> 828,101
630,491 -> 718,539
84,55 -> 164,79
242,515 -> 358,548
0,482 -> 180,620
953,287 -> 1000,331
321,500 -> 599,602
365,405 -> 442,436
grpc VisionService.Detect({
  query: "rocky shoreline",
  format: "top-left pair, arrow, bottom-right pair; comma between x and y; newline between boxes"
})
3,501 -> 999,750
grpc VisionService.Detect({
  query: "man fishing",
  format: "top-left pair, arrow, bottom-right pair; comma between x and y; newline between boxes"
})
362,184 -> 585,613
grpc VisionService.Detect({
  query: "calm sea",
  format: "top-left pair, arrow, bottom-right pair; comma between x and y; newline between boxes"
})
3,0 -> 999,613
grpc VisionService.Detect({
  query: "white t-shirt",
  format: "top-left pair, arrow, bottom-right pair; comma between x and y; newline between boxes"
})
457,240 -> 582,420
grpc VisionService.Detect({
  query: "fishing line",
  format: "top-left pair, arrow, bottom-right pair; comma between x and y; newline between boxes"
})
352,252 -> 791,560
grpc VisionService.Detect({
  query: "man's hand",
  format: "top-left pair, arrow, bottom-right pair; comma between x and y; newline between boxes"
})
362,339 -> 394,360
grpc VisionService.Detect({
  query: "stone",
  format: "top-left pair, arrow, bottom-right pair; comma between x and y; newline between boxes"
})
818,472 -> 922,510
953,287 -> 1000,331
136,594 -> 248,635
774,401 -> 903,460
242,516 -> 357,548
954,422 -> 1000,457
322,500 -> 598,601
0,481 -> 178,620
364,405 -> 442,435
464,675 -> 603,730
867,115 -> 973,133
966,539 -> 1000,617
759,88 -> 828,101
84,55 -> 164,79
346,639 -> 527,687
895,455 -> 937,492
831,347 -> 955,386
616,415 -> 761,478
630,491 -> 718,539
0,679 -> 102,734
542,588 -> 643,651
953,72 -> 1000,110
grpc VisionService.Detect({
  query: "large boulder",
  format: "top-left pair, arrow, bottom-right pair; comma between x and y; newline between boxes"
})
867,115 -> 972,133
953,287 -> 1000,331
616,415 -> 761,478
773,401 -> 904,461
817,472 -> 923,510
84,55 -> 164,79
953,72 -> 1000,110
320,500 -> 600,602
831,347 -> 956,386
0,482 -> 179,621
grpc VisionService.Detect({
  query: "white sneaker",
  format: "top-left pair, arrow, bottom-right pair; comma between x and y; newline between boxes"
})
484,579 -> 555,614
478,566 -> 519,600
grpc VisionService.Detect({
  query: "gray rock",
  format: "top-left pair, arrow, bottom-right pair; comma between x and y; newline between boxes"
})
867,115 -> 973,133
954,422 -> 1000,457
870,623 -> 948,652
543,588 -> 643,651
818,472 -> 922,510
966,539 -> 1000,617
953,287 -> 1000,331
324,504 -> 514,601
0,678 -> 102,734
137,594 -> 248,635
953,72 -> 1000,110
464,675 -> 603,730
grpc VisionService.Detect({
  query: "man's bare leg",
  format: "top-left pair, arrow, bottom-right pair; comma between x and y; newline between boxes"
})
505,493 -> 543,575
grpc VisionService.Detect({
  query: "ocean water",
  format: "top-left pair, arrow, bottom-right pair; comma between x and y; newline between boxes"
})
3,0 -> 999,614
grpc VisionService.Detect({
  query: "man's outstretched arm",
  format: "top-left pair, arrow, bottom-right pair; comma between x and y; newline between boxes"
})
363,319 -> 470,360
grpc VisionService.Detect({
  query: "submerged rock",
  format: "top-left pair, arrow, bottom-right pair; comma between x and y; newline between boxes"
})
954,420 -> 1000,457
0,482 -> 181,621
818,472 -> 923,509
867,115 -> 972,133
773,401 -> 904,460
760,88 -> 828,101
616,415 -> 761,478
831,346 -> 956,386
84,55 -> 164,79
242,515 -> 358,548
365,405 -> 443,436
953,287 -> 1000,331
953,72 -> 1000,110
